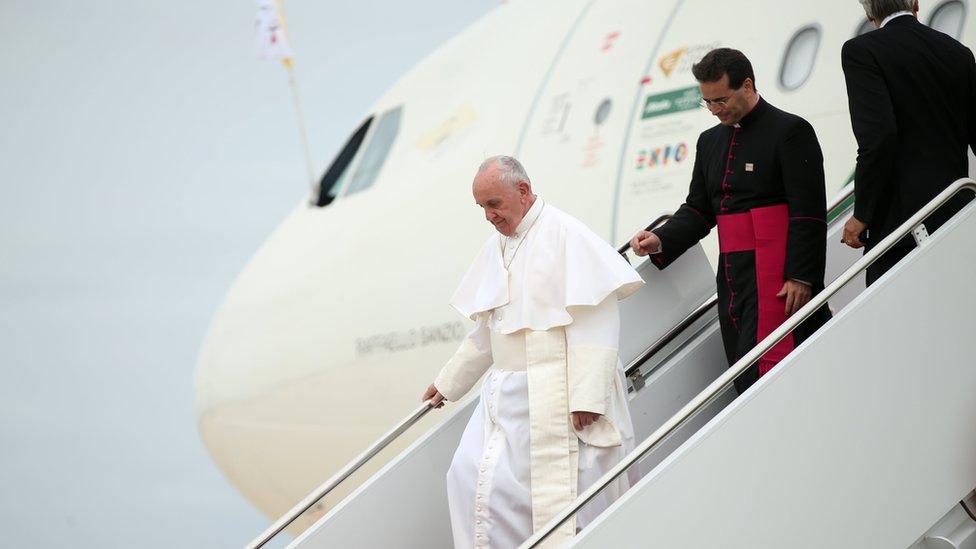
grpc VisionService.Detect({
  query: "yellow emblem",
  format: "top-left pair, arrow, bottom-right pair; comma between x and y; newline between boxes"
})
658,47 -> 687,77
415,104 -> 476,151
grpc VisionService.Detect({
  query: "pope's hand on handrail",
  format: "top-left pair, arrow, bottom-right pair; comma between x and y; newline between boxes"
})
422,384 -> 445,408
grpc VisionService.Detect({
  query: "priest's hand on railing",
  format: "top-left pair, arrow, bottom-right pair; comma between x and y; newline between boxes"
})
571,411 -> 602,431
630,230 -> 661,256
777,280 -> 812,316
422,384 -> 446,408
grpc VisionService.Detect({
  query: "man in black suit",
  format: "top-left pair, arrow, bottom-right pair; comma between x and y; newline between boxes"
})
841,0 -> 976,285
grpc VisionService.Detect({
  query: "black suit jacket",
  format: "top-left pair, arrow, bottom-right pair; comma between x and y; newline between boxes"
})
841,15 -> 976,244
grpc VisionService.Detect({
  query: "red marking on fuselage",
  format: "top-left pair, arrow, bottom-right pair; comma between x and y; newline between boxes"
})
602,31 -> 620,52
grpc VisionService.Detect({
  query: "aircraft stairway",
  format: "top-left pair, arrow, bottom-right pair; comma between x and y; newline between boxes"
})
248,180 -> 976,549
548,179 -> 976,549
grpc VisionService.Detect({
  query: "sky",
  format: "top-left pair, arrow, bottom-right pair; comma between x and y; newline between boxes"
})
0,1 -> 497,546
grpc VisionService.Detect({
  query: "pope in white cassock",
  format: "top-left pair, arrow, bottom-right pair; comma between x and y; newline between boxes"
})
422,156 -> 644,548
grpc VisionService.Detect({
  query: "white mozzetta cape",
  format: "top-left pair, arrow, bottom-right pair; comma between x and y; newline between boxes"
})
450,203 -> 643,333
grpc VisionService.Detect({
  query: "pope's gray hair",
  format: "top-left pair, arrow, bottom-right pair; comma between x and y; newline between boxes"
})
478,155 -> 531,188
858,0 -> 916,20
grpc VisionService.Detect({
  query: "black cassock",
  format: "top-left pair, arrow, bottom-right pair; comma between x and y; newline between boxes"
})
649,98 -> 831,393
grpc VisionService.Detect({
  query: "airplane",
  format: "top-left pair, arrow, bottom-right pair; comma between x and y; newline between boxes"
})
193,0 -> 975,535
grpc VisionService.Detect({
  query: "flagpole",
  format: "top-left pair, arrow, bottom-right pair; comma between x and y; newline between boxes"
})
268,0 -> 317,203
281,56 -> 317,201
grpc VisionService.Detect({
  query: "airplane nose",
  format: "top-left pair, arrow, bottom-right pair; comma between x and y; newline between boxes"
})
194,205 -> 378,528
194,193 -> 476,529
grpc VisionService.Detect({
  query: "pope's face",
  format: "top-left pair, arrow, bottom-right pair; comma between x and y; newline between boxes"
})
700,74 -> 755,126
473,170 -> 532,237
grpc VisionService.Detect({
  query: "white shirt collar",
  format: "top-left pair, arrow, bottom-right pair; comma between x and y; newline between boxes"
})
510,197 -> 544,239
880,11 -> 913,28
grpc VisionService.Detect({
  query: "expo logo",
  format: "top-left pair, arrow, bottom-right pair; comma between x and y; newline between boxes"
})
635,142 -> 689,170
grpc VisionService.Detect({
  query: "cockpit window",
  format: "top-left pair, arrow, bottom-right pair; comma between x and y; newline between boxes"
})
344,106 -> 403,197
928,0 -> 966,39
315,117 -> 373,207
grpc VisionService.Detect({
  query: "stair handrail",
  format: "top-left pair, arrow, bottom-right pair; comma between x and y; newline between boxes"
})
245,401 -> 434,548
520,178 -> 974,548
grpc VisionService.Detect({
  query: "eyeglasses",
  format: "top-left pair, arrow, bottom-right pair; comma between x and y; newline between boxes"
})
699,86 -> 740,110
699,95 -> 732,110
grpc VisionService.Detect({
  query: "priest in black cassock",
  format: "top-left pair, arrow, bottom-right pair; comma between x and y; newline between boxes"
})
631,48 -> 831,393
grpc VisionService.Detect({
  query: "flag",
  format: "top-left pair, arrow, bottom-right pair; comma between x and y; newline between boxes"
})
255,0 -> 293,61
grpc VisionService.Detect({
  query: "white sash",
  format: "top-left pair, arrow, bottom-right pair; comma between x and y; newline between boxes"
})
525,328 -> 577,546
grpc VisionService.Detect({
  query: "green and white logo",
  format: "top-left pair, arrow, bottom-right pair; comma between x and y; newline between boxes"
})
641,86 -> 701,119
